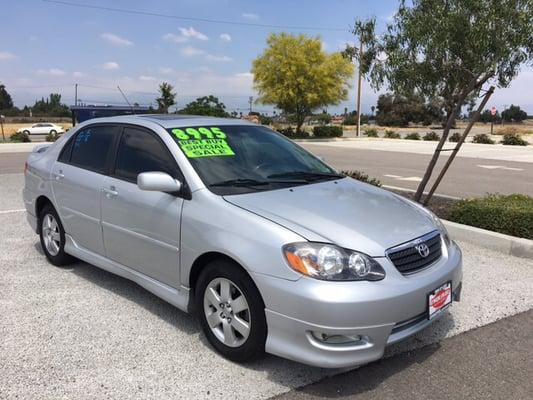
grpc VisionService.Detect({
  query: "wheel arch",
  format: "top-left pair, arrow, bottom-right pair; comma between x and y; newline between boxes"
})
35,195 -> 54,218
187,251 -> 265,312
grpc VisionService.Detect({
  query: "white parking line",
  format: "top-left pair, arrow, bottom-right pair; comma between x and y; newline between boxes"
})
384,174 -> 423,182
382,185 -> 462,200
0,209 -> 25,214
477,164 -> 524,171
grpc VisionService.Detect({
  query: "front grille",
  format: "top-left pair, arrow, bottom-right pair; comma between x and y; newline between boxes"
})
387,231 -> 442,274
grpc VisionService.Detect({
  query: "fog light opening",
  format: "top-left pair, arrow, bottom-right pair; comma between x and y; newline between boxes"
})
312,332 -> 365,345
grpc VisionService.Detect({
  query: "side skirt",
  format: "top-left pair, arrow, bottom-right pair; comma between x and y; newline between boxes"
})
64,235 -> 190,313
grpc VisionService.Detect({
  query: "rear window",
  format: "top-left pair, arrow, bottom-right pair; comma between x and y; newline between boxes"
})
69,126 -> 118,174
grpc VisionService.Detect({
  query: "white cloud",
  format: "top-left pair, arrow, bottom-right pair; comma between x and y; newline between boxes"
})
72,71 -> 85,78
139,75 -> 157,81
242,12 -> 259,20
0,51 -> 16,60
219,33 -> 232,42
163,27 -> 208,44
181,46 -> 205,57
101,61 -> 120,70
178,26 -> 208,41
37,68 -> 66,76
100,33 -> 134,47
29,36 -> 37,41
205,54 -> 233,62
163,33 -> 188,44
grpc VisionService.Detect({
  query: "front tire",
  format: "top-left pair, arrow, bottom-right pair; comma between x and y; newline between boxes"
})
39,204 -> 74,266
50,129 -> 57,135
23,130 -> 30,135
195,260 -> 267,362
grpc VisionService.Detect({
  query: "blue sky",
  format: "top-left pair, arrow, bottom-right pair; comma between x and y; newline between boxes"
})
1,0 -> 532,114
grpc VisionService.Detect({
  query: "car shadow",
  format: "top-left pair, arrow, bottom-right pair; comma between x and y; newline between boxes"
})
34,240 -> 456,393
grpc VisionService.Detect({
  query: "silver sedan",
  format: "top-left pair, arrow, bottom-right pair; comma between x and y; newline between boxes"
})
23,115 -> 462,368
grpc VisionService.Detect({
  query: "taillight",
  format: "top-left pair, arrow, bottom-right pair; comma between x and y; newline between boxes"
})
24,161 -> 28,174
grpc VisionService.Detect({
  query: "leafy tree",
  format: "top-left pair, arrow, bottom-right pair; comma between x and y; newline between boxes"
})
156,82 -> 176,113
375,93 -> 442,126
315,112 -> 332,125
351,0 -> 533,203
31,93 -> 70,117
478,109 -> 501,123
252,33 -> 353,132
179,95 -> 229,117
0,84 -> 14,109
501,104 -> 528,123
259,114 -> 273,125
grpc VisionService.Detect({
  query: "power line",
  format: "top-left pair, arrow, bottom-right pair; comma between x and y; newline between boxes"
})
42,0 -> 347,32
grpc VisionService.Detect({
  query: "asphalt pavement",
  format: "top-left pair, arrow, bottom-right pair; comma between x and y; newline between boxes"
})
299,143 -> 533,198
274,310 -> 533,400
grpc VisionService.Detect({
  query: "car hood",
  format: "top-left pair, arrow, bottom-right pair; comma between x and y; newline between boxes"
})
223,178 -> 437,256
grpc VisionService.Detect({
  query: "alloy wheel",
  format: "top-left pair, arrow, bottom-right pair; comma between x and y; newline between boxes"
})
42,213 -> 61,256
203,277 -> 251,347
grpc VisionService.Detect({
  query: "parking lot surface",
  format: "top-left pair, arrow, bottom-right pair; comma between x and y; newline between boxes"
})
1,172 -> 533,399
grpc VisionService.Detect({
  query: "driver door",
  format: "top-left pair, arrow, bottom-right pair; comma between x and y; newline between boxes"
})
101,126 -> 185,288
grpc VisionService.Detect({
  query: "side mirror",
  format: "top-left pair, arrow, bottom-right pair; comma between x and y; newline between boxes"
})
137,171 -> 182,193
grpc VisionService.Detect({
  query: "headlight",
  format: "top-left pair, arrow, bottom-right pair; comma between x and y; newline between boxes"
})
283,242 -> 385,281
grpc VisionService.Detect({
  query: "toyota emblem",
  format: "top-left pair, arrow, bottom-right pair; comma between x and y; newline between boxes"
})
415,243 -> 430,258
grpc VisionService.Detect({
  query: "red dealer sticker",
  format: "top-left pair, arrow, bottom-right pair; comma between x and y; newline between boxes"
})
428,282 -> 452,319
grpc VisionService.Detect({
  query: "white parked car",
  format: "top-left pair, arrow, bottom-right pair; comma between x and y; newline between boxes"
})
17,123 -> 65,135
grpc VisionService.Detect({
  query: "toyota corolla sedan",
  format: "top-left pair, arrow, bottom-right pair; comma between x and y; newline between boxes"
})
23,115 -> 462,368
17,122 -> 65,135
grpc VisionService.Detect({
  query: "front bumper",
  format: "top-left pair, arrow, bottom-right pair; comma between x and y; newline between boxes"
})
253,241 -> 463,368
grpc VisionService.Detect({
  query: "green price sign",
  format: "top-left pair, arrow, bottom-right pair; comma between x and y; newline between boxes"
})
171,127 -> 235,158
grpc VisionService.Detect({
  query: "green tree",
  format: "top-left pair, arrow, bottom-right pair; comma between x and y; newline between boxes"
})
32,93 -> 70,117
156,82 -> 176,113
501,104 -> 528,123
478,109 -> 501,123
179,95 -> 229,117
352,0 -> 533,203
0,84 -> 14,109
252,33 -> 353,132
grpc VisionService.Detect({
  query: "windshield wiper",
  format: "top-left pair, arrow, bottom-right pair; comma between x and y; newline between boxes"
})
209,178 -> 306,188
267,171 -> 345,181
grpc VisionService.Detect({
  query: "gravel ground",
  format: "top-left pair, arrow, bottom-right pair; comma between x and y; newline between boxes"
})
1,174 -> 533,399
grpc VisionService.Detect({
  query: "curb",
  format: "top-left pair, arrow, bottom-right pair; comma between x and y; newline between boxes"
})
443,219 -> 533,259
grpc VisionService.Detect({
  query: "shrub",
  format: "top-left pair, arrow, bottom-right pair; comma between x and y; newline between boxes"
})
46,131 -> 61,142
472,133 -> 495,144
448,132 -> 462,142
312,125 -> 343,138
404,132 -> 421,140
341,170 -> 382,187
423,131 -> 440,141
365,128 -> 378,137
501,132 -> 528,146
384,129 -> 400,139
276,126 -> 310,138
449,194 -> 533,239
9,131 -> 31,142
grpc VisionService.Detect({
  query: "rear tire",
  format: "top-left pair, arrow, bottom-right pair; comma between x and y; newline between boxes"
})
39,204 -> 74,266
23,130 -> 30,135
195,260 -> 267,363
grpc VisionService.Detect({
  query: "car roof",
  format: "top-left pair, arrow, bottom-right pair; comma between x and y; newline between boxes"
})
83,114 -> 257,129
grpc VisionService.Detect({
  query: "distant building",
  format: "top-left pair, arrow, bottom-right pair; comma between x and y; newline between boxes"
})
241,114 -> 260,124
70,105 -> 150,125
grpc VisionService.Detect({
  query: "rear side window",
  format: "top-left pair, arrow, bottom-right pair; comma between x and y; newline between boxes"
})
70,126 -> 117,174
114,127 -> 178,182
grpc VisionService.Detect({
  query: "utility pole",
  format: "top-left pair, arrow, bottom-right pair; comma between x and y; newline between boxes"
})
248,96 -> 253,114
74,83 -> 78,106
356,40 -> 363,137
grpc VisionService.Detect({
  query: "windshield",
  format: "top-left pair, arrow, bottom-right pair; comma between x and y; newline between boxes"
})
167,125 -> 342,195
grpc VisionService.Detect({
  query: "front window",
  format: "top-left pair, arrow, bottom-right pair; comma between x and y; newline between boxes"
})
167,125 -> 342,195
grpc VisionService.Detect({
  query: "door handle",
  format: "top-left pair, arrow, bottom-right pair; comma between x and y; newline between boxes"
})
53,171 -> 64,180
102,186 -> 118,198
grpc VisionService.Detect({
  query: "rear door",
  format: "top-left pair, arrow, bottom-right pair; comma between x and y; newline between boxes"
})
51,124 -> 119,255
100,125 -> 185,287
